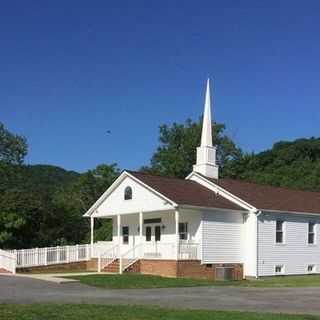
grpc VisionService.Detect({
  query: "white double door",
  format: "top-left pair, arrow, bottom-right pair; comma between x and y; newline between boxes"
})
145,224 -> 161,242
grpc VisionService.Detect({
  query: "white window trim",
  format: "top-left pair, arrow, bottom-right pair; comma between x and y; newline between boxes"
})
307,222 -> 317,246
122,226 -> 129,245
179,222 -> 189,241
275,220 -> 286,245
307,264 -> 316,273
275,265 -> 285,275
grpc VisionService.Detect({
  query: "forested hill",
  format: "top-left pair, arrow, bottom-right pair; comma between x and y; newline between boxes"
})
0,160 -> 119,249
1,119 -> 319,250
223,137 -> 320,192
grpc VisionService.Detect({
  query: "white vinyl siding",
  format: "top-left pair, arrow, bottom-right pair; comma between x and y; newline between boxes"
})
202,210 -> 244,264
244,212 -> 258,277
258,213 -> 320,276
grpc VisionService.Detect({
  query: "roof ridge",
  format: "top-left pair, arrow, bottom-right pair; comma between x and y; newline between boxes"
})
219,177 -> 320,195
125,170 -> 187,181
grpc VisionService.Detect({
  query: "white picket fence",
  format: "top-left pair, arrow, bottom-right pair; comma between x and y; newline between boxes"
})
0,249 -> 16,274
6,244 -> 92,269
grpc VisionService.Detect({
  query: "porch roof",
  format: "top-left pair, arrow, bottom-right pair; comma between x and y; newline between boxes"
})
127,171 -> 243,211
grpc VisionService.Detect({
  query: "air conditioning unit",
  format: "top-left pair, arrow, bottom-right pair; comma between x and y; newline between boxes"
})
215,267 -> 234,281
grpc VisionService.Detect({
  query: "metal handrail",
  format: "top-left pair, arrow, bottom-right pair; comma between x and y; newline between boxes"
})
119,243 -> 142,274
98,243 -> 119,272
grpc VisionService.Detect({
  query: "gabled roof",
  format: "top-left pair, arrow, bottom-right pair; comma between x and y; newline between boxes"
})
127,171 -> 243,211
204,176 -> 320,214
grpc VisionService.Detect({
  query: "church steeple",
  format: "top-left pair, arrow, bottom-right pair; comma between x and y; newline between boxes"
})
193,78 -> 219,179
201,79 -> 213,147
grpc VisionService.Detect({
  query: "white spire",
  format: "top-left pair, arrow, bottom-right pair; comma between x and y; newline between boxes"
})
192,78 -> 219,179
201,78 -> 213,147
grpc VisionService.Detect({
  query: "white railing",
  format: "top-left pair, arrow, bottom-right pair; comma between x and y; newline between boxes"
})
98,244 -> 119,272
0,249 -> 16,274
178,242 -> 200,260
143,242 -> 176,259
92,241 -> 113,258
2,241 -> 200,272
120,243 -> 142,274
7,244 -> 91,269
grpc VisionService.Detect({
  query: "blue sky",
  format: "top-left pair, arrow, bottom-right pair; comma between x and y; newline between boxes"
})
1,1 -> 320,172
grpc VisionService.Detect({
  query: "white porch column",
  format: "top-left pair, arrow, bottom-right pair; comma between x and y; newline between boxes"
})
175,209 -> 179,260
117,214 -> 121,256
90,216 -> 94,257
139,211 -> 143,258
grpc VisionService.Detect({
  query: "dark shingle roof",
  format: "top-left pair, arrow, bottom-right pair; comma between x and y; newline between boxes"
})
128,171 -> 320,214
206,176 -> 320,214
127,171 -> 242,211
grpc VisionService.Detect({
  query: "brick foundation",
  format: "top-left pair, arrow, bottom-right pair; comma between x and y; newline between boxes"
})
18,259 -> 98,273
0,268 -> 12,274
128,259 -> 243,280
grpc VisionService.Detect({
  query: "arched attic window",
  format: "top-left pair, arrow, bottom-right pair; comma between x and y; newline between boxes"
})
124,186 -> 132,200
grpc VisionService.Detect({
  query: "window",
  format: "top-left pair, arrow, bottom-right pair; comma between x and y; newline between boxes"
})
275,265 -> 284,274
155,225 -> 161,242
276,221 -> 284,243
122,226 -> 129,244
308,222 -> 316,244
146,226 -> 152,242
179,222 -> 188,240
124,186 -> 132,200
308,265 -> 316,273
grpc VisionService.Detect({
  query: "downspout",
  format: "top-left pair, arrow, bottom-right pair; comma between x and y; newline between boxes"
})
255,210 -> 262,278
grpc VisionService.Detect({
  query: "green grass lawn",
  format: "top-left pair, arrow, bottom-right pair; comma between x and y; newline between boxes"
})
0,304 -> 318,320
65,273 -> 320,289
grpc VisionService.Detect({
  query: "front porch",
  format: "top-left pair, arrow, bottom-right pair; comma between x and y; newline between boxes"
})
90,209 -> 202,274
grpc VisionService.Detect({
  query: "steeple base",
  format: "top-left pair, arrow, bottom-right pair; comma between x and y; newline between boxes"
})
193,146 -> 219,179
193,163 -> 219,179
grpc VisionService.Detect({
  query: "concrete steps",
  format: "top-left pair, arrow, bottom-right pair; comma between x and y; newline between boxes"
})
103,259 -> 120,273
102,259 -> 140,273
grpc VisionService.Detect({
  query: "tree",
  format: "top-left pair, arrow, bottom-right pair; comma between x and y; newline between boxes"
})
223,137 -> 320,191
51,163 -> 120,244
0,122 -> 28,164
144,118 -> 242,178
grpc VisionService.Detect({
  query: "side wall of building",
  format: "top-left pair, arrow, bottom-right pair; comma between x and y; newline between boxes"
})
202,210 -> 245,264
244,212 -> 258,277
258,212 -> 320,276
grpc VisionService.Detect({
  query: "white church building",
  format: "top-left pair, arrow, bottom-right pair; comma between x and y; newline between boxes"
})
85,80 -> 320,280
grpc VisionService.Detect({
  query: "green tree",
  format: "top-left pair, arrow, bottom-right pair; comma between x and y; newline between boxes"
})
144,118 -> 242,178
51,163 -> 120,244
223,137 -> 320,191
0,122 -> 28,164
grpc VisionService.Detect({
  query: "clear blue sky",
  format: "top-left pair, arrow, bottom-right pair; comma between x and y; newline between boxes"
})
1,1 -> 319,172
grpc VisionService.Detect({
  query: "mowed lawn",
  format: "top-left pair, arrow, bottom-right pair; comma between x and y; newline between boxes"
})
66,273 -> 320,289
0,304 -> 318,320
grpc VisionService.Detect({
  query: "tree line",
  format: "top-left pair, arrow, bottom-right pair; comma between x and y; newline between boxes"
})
1,120 -> 319,249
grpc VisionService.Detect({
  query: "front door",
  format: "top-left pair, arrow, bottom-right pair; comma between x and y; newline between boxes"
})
144,224 -> 162,257
145,225 -> 161,242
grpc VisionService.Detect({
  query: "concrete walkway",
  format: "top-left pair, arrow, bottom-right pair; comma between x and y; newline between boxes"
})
13,272 -> 99,284
1,275 -> 320,315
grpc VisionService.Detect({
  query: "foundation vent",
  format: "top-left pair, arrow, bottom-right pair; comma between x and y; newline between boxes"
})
215,267 -> 234,281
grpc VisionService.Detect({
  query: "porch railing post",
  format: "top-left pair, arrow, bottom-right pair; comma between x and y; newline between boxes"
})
117,214 -> 121,258
66,246 -> 70,263
98,254 -> 101,273
175,209 -> 180,260
139,211 -> 143,258
119,256 -> 123,274
57,246 -> 60,264
90,216 -> 94,257
76,244 -> 79,261
36,247 -> 39,266
21,249 -> 25,267
44,247 -> 48,266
